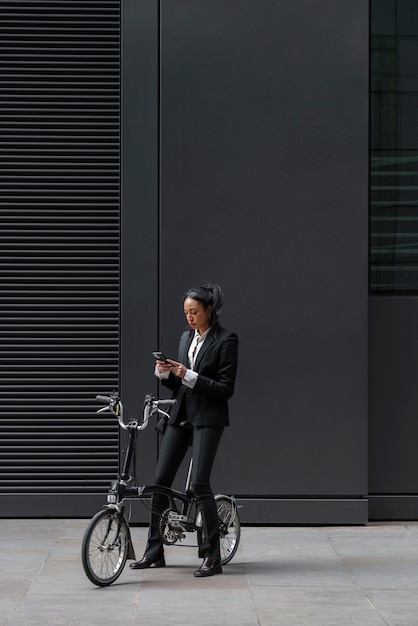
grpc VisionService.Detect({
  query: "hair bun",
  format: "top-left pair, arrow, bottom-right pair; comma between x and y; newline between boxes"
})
185,283 -> 223,326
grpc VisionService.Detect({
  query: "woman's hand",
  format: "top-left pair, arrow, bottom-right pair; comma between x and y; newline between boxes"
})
167,359 -> 186,379
156,359 -> 174,374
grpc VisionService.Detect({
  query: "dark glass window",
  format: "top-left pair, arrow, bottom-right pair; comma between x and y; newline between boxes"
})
371,0 -> 418,292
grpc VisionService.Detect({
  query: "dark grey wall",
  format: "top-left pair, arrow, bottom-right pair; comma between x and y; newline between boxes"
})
120,0 -> 368,523
369,297 -> 418,520
120,0 -> 160,491
153,0 -> 369,523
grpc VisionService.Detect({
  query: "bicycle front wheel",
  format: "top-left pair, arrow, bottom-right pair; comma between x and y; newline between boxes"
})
215,495 -> 241,565
81,508 -> 130,586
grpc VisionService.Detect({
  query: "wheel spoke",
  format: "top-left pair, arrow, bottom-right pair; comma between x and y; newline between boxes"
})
216,496 -> 241,565
82,510 -> 129,586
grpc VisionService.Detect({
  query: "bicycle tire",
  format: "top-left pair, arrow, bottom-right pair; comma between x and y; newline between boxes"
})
81,508 -> 130,586
215,495 -> 241,565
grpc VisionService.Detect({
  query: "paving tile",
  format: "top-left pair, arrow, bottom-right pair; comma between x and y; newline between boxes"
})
2,520 -> 418,626
45,537 -> 84,561
4,594 -> 138,626
139,561 -> 248,591
241,527 -> 357,588
28,557 -> 142,595
252,586 -> 387,626
132,589 -> 258,626
347,564 -> 418,590
325,524 -> 418,589
245,556 -> 357,589
0,580 -> 31,626
366,589 -> 418,626
0,551 -> 50,580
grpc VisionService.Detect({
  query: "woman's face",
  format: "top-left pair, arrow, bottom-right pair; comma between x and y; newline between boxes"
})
184,297 -> 211,334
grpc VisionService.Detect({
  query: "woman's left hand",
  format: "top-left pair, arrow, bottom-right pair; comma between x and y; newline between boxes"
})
167,360 -> 186,379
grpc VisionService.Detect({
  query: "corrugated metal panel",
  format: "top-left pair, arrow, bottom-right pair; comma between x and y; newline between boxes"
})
0,0 -> 121,496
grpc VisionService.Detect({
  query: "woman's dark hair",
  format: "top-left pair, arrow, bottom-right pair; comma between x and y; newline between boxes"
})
184,283 -> 223,327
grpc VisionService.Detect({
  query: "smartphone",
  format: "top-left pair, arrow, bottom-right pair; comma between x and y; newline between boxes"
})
152,351 -> 169,363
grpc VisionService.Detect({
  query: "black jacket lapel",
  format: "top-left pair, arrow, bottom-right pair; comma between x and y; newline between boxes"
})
179,330 -> 194,366
194,332 -> 214,371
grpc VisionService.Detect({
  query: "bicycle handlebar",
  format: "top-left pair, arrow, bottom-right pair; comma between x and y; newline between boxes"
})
146,398 -> 177,408
95,393 -> 176,431
96,395 -> 112,404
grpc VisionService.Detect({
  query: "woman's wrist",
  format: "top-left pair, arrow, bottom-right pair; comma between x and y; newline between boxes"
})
182,369 -> 198,388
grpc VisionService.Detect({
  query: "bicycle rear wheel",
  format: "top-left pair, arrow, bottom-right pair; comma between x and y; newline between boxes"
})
81,508 -> 130,586
215,495 -> 241,565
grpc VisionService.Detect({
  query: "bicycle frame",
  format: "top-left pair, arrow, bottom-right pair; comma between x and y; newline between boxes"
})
81,393 -> 241,586
101,394 -> 198,530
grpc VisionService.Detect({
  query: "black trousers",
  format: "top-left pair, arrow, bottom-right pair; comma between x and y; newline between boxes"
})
143,423 -> 224,561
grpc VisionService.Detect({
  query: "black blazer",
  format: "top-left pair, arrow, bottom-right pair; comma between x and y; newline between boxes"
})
161,326 -> 238,427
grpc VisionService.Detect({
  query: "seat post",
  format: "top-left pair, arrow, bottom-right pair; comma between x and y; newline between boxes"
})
185,457 -> 193,492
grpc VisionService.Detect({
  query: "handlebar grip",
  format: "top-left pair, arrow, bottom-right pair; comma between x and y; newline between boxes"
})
96,395 -> 111,404
157,399 -> 177,407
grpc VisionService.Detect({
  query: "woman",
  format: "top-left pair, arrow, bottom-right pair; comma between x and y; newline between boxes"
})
130,283 -> 238,577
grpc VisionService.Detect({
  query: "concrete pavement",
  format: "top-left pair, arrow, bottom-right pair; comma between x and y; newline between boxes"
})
2,519 -> 418,625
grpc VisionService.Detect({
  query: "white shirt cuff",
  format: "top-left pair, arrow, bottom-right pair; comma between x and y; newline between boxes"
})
182,369 -> 198,388
154,363 -> 170,380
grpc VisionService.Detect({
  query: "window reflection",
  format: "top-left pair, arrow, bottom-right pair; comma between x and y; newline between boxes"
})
371,0 -> 418,291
